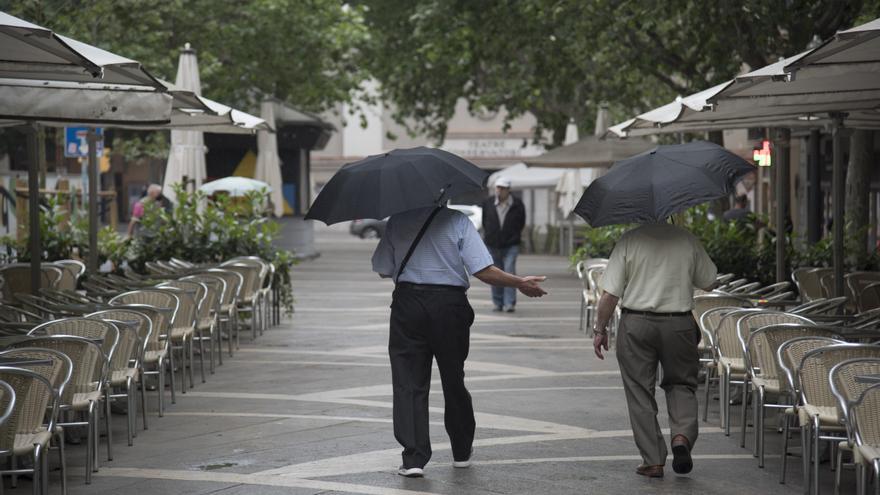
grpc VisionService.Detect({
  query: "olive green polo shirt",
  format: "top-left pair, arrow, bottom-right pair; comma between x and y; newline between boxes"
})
600,223 -> 717,313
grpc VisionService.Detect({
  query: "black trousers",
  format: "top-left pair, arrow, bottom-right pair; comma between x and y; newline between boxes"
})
389,285 -> 476,468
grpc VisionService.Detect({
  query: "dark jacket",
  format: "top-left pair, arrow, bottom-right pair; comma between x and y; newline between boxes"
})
482,195 -> 526,248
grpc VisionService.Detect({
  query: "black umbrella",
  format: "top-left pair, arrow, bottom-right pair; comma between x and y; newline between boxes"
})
305,147 -> 489,224
574,141 -> 756,227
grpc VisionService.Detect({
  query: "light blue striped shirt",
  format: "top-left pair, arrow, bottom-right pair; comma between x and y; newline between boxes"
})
371,207 -> 493,288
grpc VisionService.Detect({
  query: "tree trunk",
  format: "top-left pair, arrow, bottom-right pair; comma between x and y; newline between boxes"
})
845,129 -> 873,265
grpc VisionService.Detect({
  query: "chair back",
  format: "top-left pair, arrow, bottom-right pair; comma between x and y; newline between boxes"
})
51,260 -> 86,290
86,309 -> 152,372
219,264 -> 261,303
799,344 -> 880,412
714,308 -> 764,362
698,306 -> 740,353
791,296 -> 848,316
110,289 -> 180,326
0,367 -> 58,454
736,311 -> 814,376
795,268 -> 830,301
748,324 -> 840,390
182,275 -> 223,320
199,269 -> 243,307
858,283 -> 880,313
829,358 -> 880,442
29,318 -> 120,375
11,336 -> 105,404
779,336 -> 844,397
155,284 -> 198,330
692,294 -> 753,323
0,264 -> 64,303
850,384 -> 880,450
103,305 -> 165,353
0,381 -> 14,426
586,266 -> 605,299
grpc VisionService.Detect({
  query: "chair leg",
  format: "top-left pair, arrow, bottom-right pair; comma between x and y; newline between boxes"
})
188,334 -> 195,388
758,386 -> 766,468
197,328 -> 207,383
214,321 -> 222,367
104,388 -> 113,461
834,445 -> 843,495
802,424 -> 811,495
813,415 -> 821,495
740,378 -> 750,448
139,370 -> 149,428
40,441 -> 48,495
579,300 -> 585,332
780,413 -> 790,484
55,432 -> 67,495
703,366 -> 713,422
166,346 -> 177,405
32,444 -> 41,495
125,378 -> 134,446
723,366 -> 731,435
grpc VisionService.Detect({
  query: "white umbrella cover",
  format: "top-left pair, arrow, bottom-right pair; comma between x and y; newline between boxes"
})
162,44 -> 207,204
253,100 -> 284,217
199,176 -> 271,196
556,168 -> 585,218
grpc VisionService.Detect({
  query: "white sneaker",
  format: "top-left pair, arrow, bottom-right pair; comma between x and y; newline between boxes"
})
398,466 -> 424,478
453,449 -> 473,468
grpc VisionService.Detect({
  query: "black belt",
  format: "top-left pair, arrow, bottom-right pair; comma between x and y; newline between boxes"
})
397,282 -> 467,293
622,308 -> 692,317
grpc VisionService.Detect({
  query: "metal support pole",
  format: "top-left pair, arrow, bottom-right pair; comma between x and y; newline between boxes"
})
87,128 -> 99,273
774,128 -> 791,284
27,125 -> 41,294
831,114 -> 847,298
807,130 -> 822,244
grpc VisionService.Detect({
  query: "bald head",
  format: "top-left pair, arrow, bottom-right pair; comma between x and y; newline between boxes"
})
147,184 -> 162,199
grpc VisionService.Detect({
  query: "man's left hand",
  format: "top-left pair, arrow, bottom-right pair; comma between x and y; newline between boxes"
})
593,332 -> 609,360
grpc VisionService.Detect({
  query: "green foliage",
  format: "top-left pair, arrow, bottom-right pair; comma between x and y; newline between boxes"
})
570,204 -> 880,287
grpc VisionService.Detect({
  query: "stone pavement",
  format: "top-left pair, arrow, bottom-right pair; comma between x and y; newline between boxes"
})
34,226 -> 852,494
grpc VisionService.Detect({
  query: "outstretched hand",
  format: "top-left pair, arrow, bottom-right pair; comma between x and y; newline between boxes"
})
517,276 -> 547,297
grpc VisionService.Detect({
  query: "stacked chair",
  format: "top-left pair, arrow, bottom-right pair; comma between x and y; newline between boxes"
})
688,267 -> 880,495
0,253 -> 285,492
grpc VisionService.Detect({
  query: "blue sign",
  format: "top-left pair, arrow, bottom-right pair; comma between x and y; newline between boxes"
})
64,127 -> 104,158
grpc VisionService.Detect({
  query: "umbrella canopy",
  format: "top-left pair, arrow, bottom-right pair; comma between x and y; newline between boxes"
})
162,44 -> 206,204
305,147 -> 488,225
0,12 -> 163,88
199,176 -> 271,197
574,141 -> 755,227
253,101 -> 284,217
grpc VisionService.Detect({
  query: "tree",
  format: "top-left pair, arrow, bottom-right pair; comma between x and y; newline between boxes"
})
2,0 -> 370,113
360,0 -> 875,145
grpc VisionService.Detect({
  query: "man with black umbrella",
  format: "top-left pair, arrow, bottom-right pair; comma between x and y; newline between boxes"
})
372,204 -> 547,478
592,221 -> 718,479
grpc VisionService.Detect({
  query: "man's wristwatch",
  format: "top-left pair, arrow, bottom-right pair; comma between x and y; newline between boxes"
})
592,328 -> 607,337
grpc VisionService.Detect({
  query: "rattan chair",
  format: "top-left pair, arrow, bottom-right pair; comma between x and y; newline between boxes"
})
698,306 -> 740,422
29,319 -> 120,465
198,268 -> 243,355
745,323 -> 840,468
110,290 -> 183,400
224,257 -> 274,331
0,347 -> 71,494
778,336 -> 844,485
219,263 -> 262,341
849,384 -> 880,495
0,366 -> 62,495
157,282 -> 204,386
575,259 -> 607,334
86,309 -> 152,445
713,308 -> 766,434
797,344 -> 880,494
736,312 -> 815,449
0,264 -> 64,304
830,358 -> 880,495
51,260 -> 86,291
182,274 -> 225,369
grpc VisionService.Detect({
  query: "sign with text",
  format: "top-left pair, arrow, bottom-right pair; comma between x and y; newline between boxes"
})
440,138 -> 545,159
64,127 -> 104,158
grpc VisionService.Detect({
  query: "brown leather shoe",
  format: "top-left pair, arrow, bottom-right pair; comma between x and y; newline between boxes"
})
671,434 -> 693,474
636,464 -> 664,478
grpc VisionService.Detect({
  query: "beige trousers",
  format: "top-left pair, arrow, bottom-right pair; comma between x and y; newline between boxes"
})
615,312 -> 700,466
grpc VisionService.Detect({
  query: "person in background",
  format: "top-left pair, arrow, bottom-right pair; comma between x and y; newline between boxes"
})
127,184 -> 163,237
592,220 -> 718,479
481,177 -> 526,312
722,194 -> 750,222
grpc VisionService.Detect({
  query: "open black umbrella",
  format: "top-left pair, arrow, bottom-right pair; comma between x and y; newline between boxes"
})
305,147 -> 488,224
574,141 -> 756,227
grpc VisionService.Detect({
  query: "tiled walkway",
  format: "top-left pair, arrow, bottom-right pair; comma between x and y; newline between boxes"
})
45,226 -> 851,494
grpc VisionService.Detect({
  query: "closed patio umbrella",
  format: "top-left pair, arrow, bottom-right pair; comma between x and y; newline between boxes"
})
253,101 -> 284,217
162,44 -> 206,205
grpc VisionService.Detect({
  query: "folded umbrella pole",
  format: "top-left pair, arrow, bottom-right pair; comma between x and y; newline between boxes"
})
574,141 -> 755,227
